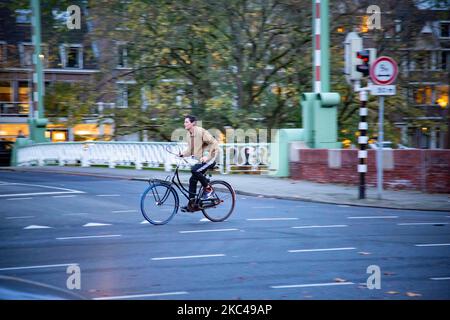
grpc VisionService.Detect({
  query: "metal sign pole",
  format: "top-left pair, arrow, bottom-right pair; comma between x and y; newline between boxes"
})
377,96 -> 384,199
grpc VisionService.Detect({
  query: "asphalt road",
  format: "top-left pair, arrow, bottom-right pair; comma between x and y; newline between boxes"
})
0,171 -> 449,300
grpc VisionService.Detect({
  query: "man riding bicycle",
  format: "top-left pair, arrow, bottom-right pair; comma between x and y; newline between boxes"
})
179,115 -> 219,212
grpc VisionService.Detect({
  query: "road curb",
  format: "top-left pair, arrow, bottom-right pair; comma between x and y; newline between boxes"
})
1,167 -> 448,212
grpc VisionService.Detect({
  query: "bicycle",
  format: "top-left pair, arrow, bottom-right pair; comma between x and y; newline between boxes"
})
140,148 -> 236,225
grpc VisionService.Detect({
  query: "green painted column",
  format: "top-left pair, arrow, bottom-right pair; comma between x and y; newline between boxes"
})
29,0 -> 48,143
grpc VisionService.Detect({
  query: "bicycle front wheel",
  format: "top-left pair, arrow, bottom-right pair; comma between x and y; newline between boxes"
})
201,180 -> 236,222
141,183 -> 179,225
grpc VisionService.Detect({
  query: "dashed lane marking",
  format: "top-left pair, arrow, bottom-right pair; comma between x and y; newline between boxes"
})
288,247 -> 356,253
271,282 -> 354,289
93,291 -> 188,300
151,254 -> 225,261
56,235 -> 121,240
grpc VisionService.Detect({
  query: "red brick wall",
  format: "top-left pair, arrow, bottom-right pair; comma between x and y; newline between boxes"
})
290,149 -> 450,193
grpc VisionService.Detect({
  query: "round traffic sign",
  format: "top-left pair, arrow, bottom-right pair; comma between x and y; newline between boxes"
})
370,56 -> 398,85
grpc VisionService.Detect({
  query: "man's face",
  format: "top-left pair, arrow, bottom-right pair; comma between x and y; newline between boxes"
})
184,118 -> 195,130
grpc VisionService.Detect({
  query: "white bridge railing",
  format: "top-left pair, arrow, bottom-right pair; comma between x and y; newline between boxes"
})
16,141 -> 271,174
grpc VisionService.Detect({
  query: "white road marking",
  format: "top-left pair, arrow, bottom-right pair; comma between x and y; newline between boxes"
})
292,225 -> 348,229
246,218 -> 299,221
0,183 -> 85,197
0,263 -> 78,272
83,222 -> 112,227
397,222 -> 449,226
288,247 -> 356,253
6,198 -> 33,201
52,195 -> 76,198
93,291 -> 188,300
338,205 -> 350,208
151,254 -> 225,261
24,225 -> 52,229
96,194 -> 120,197
347,216 -> 398,219
56,235 -> 121,240
430,277 -> 450,281
415,243 -> 450,247
140,220 -> 150,224
62,213 -> 89,216
112,210 -> 138,213
199,218 -> 209,222
271,282 -> 354,289
5,216 -> 34,219
179,228 -> 239,234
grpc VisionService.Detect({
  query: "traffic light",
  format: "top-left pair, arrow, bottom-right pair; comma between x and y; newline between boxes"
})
356,50 -> 370,76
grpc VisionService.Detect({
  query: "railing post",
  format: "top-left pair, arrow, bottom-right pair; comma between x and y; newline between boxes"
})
81,143 -> 89,167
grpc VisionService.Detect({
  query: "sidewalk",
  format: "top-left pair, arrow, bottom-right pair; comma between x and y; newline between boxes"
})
1,166 -> 449,212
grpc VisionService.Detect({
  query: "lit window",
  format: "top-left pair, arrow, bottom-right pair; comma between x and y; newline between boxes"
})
361,16 -> 369,33
0,81 -> 12,102
414,86 -> 433,105
17,81 -> 30,115
436,85 -> 449,108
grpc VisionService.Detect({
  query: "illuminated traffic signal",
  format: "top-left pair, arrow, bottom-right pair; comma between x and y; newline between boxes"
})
356,50 -> 370,77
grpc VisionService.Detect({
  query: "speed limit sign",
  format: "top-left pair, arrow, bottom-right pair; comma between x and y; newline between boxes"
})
370,56 -> 398,85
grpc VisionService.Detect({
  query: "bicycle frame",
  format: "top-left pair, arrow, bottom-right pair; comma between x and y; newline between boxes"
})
148,156 -> 206,204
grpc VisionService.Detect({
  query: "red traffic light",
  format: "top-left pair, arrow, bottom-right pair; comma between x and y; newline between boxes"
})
357,50 -> 370,62
356,50 -> 370,76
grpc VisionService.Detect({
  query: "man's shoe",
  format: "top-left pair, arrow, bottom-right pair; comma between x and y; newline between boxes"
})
181,205 -> 192,213
181,202 -> 199,213
202,186 -> 214,200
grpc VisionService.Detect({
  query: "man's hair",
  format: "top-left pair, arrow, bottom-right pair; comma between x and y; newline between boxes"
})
185,115 -> 197,123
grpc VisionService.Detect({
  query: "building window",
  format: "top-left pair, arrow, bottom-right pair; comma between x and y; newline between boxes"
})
0,42 -> 6,65
439,21 -> 450,38
436,85 -> 449,109
59,44 -> 83,69
417,52 -> 430,70
414,86 -> 433,105
395,20 -> 402,33
19,43 -> 33,67
117,83 -> 129,108
117,43 -> 128,68
441,51 -> 450,71
0,81 -> 12,102
15,9 -> 31,24
360,16 -> 369,33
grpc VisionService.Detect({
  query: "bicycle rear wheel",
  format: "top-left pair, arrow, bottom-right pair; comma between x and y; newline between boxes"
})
141,183 -> 178,225
200,180 -> 236,222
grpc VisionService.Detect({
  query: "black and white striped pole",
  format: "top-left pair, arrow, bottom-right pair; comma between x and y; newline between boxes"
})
357,83 -> 368,199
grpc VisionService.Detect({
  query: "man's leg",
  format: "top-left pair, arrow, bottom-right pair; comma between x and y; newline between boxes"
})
188,173 -> 199,200
183,164 -> 204,212
193,161 -> 216,189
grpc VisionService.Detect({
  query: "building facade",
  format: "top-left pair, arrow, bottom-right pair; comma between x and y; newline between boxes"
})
0,2 -> 134,142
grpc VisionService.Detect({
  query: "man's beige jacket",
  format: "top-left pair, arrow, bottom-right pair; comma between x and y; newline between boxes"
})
182,126 -> 219,162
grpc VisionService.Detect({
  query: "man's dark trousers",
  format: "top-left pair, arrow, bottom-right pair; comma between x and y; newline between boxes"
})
189,160 -> 216,199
